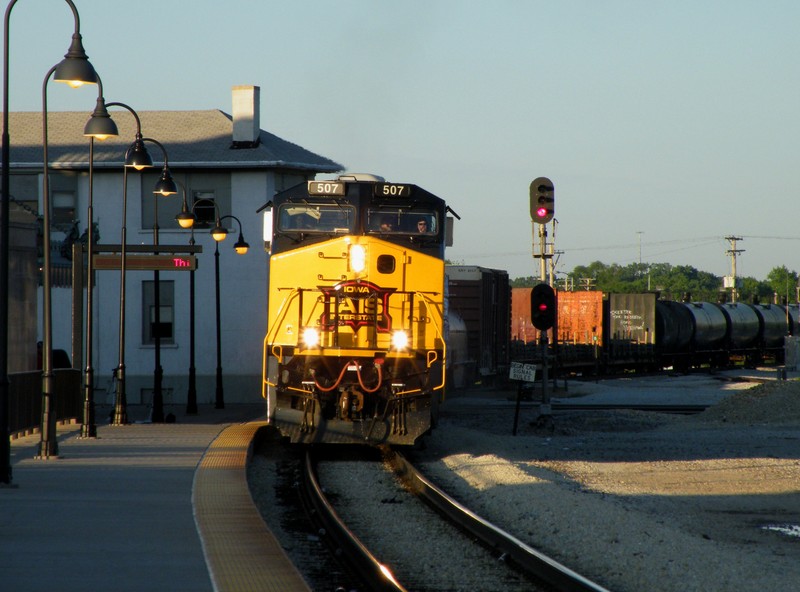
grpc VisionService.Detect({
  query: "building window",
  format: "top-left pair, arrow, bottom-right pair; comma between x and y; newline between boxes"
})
52,190 -> 76,229
140,171 -> 231,231
191,192 -> 218,228
142,280 -> 174,345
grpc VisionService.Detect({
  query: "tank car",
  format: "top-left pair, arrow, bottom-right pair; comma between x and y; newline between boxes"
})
752,303 -> 791,362
261,175 -> 455,445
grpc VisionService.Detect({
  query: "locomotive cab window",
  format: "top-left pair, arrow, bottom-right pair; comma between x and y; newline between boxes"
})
278,204 -> 356,234
368,208 -> 438,235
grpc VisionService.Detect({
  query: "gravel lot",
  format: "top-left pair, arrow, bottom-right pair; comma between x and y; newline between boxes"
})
409,373 -> 800,592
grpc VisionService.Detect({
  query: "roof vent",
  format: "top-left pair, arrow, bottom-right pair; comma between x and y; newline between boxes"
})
231,85 -> 261,149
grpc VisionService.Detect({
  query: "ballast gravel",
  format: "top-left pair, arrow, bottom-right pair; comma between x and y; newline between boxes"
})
248,372 -> 800,591
410,373 -> 800,592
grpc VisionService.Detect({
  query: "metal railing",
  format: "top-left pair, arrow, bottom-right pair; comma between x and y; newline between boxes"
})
7,369 -> 81,436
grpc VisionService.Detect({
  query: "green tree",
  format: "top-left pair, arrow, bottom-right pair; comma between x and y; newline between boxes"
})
514,261 -> 799,303
764,265 -> 798,304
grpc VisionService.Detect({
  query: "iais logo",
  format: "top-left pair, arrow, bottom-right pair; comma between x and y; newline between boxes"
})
318,280 -> 396,332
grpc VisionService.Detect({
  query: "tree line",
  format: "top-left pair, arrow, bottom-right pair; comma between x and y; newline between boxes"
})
511,261 -> 799,304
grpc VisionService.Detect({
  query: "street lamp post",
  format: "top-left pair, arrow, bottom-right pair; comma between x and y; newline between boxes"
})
174,182 -> 198,414
145,137 -> 177,423
80,77 -> 118,439
186,229 -> 197,414
213,215 -> 249,409
2,0 -> 97,479
38,47 -> 99,460
101,103 -> 153,426
175,202 -> 248,411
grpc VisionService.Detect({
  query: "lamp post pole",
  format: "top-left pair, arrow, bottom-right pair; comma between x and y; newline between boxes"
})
39,51 -> 98,457
214,215 -> 249,410
38,66 -> 59,458
1,0 -> 96,480
112,165 -> 130,425
153,208 -> 163,422
214,239 -> 223,409
80,137 -> 97,437
144,138 -> 176,423
186,229 -> 197,414
81,79 -> 118,438
0,0 -> 15,484
175,206 -> 247,412
101,103 -> 154,426
174,182 -> 197,414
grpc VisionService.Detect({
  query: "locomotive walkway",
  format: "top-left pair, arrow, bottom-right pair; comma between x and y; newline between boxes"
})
0,403 -> 310,592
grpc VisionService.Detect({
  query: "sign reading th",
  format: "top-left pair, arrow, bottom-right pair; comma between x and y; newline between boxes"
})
93,254 -> 197,271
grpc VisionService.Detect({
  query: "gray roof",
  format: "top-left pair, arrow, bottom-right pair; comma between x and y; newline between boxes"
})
5,110 -> 343,173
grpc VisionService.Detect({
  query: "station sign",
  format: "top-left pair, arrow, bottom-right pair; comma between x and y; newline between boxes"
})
93,254 -> 197,271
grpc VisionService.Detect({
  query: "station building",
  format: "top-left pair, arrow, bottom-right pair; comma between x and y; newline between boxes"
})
6,85 -> 342,405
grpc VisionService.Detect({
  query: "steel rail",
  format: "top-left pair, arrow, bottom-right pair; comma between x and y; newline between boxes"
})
386,448 -> 612,592
300,450 -> 408,592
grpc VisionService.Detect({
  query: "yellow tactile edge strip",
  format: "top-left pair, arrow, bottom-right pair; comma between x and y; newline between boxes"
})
193,422 -> 311,592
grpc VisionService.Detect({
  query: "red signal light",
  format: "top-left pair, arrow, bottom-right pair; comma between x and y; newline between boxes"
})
530,177 -> 555,224
531,284 -> 556,330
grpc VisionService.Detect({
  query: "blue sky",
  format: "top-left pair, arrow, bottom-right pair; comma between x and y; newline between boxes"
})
7,0 -> 799,281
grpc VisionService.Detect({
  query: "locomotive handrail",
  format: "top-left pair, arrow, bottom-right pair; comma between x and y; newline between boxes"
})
265,288 -> 301,344
263,288 -> 302,397
413,291 -> 447,397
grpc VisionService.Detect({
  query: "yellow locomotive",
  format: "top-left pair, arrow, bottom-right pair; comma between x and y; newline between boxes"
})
262,174 -> 455,444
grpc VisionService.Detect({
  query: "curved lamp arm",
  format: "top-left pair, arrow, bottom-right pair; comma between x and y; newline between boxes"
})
174,190 -> 248,254
83,75 -> 119,140
219,214 -> 250,254
101,101 -> 153,169
142,137 -> 177,196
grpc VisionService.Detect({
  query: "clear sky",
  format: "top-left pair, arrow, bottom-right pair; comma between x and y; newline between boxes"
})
6,0 -> 799,281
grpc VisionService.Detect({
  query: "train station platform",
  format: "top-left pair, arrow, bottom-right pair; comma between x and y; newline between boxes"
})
0,403 -> 310,592
2,369 -> 790,591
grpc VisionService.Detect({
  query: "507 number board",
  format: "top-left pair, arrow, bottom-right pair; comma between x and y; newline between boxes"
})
374,183 -> 411,197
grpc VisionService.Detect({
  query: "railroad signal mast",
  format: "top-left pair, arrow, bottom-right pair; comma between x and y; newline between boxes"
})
530,177 -> 555,284
529,178 -> 557,424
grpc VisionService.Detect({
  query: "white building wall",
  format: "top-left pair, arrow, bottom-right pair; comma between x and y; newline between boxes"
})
49,168 -> 273,409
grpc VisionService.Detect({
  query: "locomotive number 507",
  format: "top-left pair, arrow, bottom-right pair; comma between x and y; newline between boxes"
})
376,183 -> 410,197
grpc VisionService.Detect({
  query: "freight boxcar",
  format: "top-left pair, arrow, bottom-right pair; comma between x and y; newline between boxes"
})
446,266 -> 510,386
510,289 -> 795,375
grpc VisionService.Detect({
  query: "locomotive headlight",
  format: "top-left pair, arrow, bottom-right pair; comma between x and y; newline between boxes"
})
350,244 -> 366,273
302,328 -> 320,348
391,330 -> 409,350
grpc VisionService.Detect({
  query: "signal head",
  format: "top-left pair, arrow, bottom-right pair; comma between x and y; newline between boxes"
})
530,177 -> 554,224
530,283 -> 557,330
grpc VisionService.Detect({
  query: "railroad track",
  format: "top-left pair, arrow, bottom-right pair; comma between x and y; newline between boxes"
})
299,445 -> 611,592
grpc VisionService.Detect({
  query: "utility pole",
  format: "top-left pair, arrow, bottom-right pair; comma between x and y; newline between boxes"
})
637,231 -> 643,267
725,236 -> 744,303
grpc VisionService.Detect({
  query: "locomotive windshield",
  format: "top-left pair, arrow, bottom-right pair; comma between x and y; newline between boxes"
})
367,208 -> 439,235
278,203 -> 356,234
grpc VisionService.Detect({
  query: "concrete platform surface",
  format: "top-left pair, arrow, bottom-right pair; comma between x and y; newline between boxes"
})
1,404 -> 264,592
